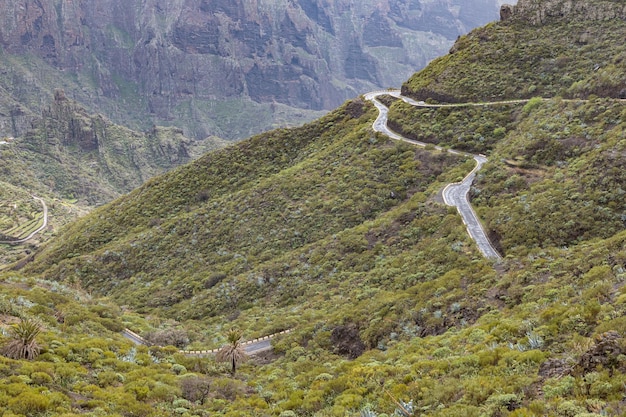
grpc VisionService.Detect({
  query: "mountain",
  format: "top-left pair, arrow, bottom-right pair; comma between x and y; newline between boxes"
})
4,0 -> 626,416
0,0 -> 508,141
25,97 -> 469,311
0,90 -> 226,265
9,90 -> 225,202
402,0 -> 626,102
0,0 -> 509,268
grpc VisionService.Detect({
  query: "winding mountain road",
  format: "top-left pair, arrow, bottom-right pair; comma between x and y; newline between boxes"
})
442,156 -> 501,259
119,89 -> 511,354
365,90 -> 503,260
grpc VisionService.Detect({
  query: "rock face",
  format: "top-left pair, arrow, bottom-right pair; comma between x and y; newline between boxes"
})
0,0 -> 506,139
11,90 -> 224,205
509,0 -> 626,25
500,4 -> 515,20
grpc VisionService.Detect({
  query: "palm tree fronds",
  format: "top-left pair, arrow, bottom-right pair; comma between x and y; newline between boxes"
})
216,329 -> 248,375
1,318 -> 42,360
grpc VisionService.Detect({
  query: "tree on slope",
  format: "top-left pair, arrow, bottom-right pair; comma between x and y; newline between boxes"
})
216,328 -> 247,375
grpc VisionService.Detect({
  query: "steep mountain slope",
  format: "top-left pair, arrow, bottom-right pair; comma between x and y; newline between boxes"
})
0,0 -> 508,140
394,0 -> 626,255
402,0 -> 626,102
25,99 -> 470,316
385,95 -> 626,251
4,1 -> 626,416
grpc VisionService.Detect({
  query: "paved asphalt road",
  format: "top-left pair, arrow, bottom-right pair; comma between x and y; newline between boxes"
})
365,90 -> 501,260
243,339 -> 272,355
121,329 -> 148,345
123,328 -> 279,356
442,156 -> 501,260
123,90 -> 508,355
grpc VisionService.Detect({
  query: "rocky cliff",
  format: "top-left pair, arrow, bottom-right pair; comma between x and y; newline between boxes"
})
0,0 -> 507,140
2,90 -> 226,206
0,87 -> 226,265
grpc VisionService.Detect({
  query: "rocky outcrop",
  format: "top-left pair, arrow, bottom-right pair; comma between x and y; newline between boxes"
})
500,4 -> 515,21
47,90 -> 99,152
0,0 -> 506,140
507,0 -> 626,25
17,90 -> 224,204
576,331 -> 625,375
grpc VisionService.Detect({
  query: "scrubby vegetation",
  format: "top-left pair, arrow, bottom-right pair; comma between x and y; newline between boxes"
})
381,95 -> 626,255
0,275 -> 286,416
473,97 -> 626,254
3,1 -> 626,416
384,96 -> 520,154
402,18 -> 626,103
25,99 -> 466,324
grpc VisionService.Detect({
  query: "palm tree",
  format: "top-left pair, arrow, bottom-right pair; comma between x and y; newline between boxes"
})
215,329 -> 247,375
1,318 -> 41,360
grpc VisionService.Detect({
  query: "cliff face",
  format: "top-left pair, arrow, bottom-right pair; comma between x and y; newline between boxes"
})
0,0 -> 505,139
1,89 -> 225,207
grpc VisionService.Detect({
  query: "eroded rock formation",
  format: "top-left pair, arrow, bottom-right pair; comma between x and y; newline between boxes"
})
0,0 -> 507,139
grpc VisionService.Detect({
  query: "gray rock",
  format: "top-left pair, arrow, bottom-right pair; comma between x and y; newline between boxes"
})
0,0 -> 507,139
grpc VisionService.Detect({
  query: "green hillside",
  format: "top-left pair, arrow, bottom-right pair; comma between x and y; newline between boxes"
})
25,99 -> 471,322
2,1 -> 626,416
402,7 -> 626,103
385,96 -> 626,255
